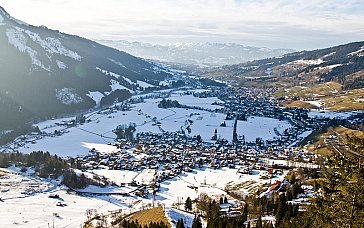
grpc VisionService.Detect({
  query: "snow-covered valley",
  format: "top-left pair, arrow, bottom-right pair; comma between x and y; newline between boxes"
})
0,87 -> 358,227
2,89 -> 291,157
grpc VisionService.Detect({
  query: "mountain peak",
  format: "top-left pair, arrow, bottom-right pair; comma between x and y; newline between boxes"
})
0,6 -> 10,19
0,6 -> 29,26
97,40 -> 295,67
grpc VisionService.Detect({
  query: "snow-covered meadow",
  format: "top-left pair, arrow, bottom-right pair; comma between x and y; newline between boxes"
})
3,89 -> 292,157
0,88 -> 314,227
0,167 -> 120,227
156,167 -> 286,206
0,165 -> 285,228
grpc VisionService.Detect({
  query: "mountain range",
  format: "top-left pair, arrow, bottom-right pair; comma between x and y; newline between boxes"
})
96,40 -> 294,67
0,6 -> 186,131
1,5 -> 363,136
200,41 -> 364,89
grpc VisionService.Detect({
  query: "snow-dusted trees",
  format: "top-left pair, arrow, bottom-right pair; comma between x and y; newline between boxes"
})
113,122 -> 136,142
158,99 -> 181,108
185,196 -> 192,211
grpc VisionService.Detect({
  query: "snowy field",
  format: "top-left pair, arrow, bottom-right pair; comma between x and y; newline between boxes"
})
0,189 -> 123,228
0,167 -> 123,227
308,110 -> 362,119
0,166 -> 56,201
90,168 -> 156,186
165,208 -> 195,228
0,166 -> 286,228
0,88 -> 359,227
170,90 -> 224,110
2,89 -> 292,157
156,167 -> 286,206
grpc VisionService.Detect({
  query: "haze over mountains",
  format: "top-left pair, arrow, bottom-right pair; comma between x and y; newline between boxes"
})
0,4 -> 362,132
97,40 -> 294,67
0,6 -> 185,130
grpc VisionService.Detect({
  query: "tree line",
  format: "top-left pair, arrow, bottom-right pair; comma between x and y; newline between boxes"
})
0,151 -> 97,189
158,99 -> 182,109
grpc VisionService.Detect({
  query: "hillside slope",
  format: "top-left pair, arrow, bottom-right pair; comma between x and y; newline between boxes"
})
200,41 -> 364,89
0,7 -> 181,130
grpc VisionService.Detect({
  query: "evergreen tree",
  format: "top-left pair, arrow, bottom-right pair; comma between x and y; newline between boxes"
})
286,188 -> 293,201
241,203 -> 248,222
224,197 -> 228,204
196,134 -> 202,143
207,200 -> 220,220
176,219 -> 185,228
192,216 -> 202,228
275,194 -> 286,226
299,147 -> 364,228
256,217 -> 263,228
185,197 -> 193,211
289,172 -> 296,184
291,183 -> 302,198
219,197 -> 224,204
114,122 -> 136,142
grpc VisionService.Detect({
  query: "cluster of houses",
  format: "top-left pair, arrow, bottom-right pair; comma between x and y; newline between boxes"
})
69,86 -> 327,188
66,87 -> 326,209
173,87 -> 336,147
76,129 -> 318,189
1,86 -> 331,207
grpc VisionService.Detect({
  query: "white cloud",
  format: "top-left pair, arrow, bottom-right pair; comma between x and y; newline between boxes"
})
1,0 -> 363,49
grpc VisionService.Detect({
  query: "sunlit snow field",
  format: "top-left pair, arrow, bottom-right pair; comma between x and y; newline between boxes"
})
6,89 -> 291,157
0,88 -> 350,227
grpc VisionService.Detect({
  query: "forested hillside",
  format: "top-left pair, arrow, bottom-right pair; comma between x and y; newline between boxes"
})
201,41 -> 364,90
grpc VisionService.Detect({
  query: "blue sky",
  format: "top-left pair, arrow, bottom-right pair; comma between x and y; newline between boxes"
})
1,0 -> 363,50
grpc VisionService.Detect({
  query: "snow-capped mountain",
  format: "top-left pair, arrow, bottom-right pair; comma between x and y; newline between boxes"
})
0,6 -> 180,130
97,40 -> 294,67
